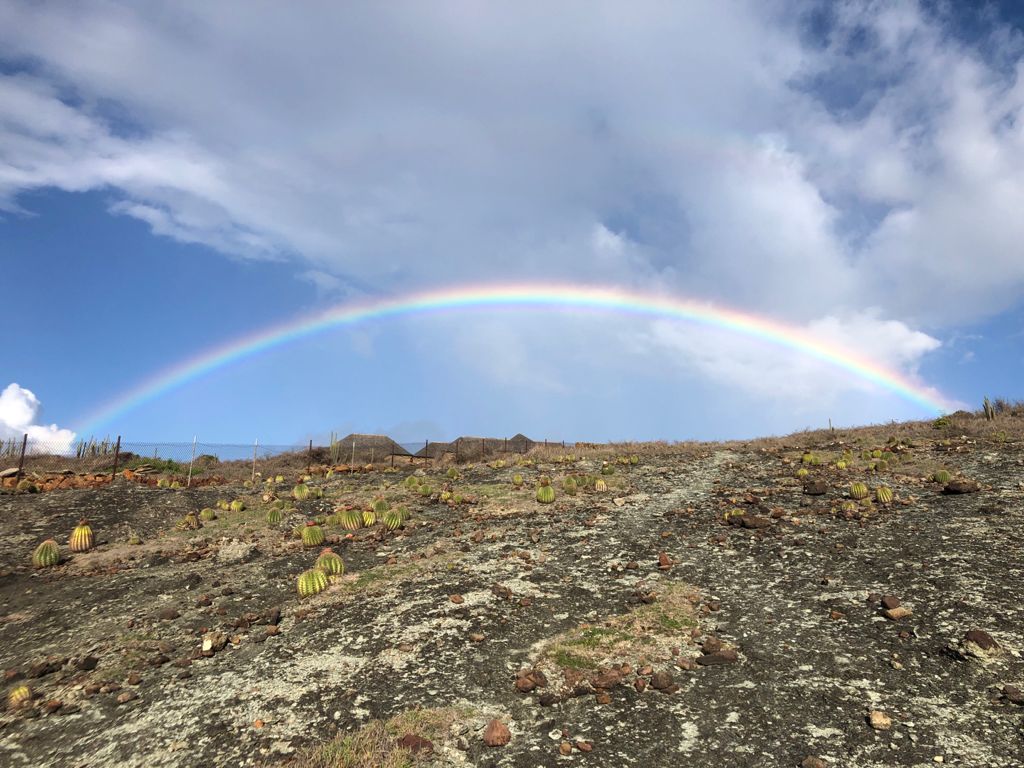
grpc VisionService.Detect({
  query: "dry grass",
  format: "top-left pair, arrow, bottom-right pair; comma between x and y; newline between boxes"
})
294,706 -> 473,768
539,583 -> 701,673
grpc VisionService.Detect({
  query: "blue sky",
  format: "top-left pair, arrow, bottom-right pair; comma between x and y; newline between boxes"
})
2,1 -> 1023,445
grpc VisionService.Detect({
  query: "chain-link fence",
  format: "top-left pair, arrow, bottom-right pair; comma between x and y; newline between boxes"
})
1,431 -> 571,491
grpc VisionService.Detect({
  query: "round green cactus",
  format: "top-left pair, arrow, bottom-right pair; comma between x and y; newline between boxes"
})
629,454 -> 639,465
382,509 -> 403,531
69,519 -> 94,553
594,478 -> 608,493
871,449 -> 883,459
874,459 -> 888,471
170,481 -> 183,490
315,547 -> 345,576
932,469 -> 952,484
512,473 -> 524,488
7,683 -> 32,710
292,483 -> 311,501
216,499 -> 231,511
563,476 -> 578,496
600,463 -> 614,476
177,512 -> 201,530
840,500 -> 858,514
230,499 -> 246,512
404,475 -> 420,490
876,486 -> 894,504
339,509 -> 363,531
361,509 -> 377,527
536,480 -> 555,505
446,467 -> 460,480
835,460 -> 848,470
274,475 -> 285,484
31,539 -> 60,568
418,484 -> 432,497
266,507 -> 283,524
849,482 -> 869,500
439,490 -> 452,503
795,468 -> 810,479
300,522 -> 325,547
371,497 -> 389,515
297,567 -> 329,598
199,508 -> 217,522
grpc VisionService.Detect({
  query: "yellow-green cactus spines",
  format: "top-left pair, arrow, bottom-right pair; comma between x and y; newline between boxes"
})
31,539 -> 60,568
297,567 -> 329,598
300,522 -> 325,547
69,519 -> 94,553
315,548 -> 345,576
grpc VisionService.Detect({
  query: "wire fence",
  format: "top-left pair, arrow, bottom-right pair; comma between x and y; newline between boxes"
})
0,431 -> 574,491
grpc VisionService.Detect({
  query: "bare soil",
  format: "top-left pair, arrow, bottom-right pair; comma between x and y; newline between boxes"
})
1,420 -> 1023,767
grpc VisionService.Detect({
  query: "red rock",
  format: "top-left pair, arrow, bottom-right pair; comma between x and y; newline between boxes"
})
449,594 -> 464,604
396,733 -> 434,755
658,551 -> 672,569
559,741 -> 573,756
881,595 -> 901,610
576,740 -> 594,753
483,718 -> 511,747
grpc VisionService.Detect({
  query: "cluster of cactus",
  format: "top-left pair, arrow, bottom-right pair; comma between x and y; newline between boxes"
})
362,509 -> 377,526
297,567 -> 329,598
31,539 -> 61,568
156,478 -> 170,489
7,684 -> 32,710
216,499 -> 231,511
489,459 -> 506,469
177,512 -> 201,530
338,509 -> 363,531
932,469 -> 952,484
300,521 -> 325,547
229,499 -> 246,512
315,547 -> 345,575
536,476 -> 555,504
69,519 -> 94,553
199,508 -> 217,522
382,506 -> 409,531
849,482 -> 870,501
876,486 -> 894,504
839,500 -> 858,514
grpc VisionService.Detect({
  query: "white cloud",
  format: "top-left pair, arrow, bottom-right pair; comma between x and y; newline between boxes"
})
1,1 -> 1020,424
0,383 -> 76,444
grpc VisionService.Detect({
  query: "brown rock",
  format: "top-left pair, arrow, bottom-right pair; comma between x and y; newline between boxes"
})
697,648 -> 739,665
126,673 -> 142,686
515,676 -> 536,693
469,632 -> 486,643
884,606 -> 912,621
43,699 -> 62,714
943,479 -> 980,494
881,595 -> 901,610
157,608 -> 180,621
595,690 -> 611,704
538,692 -> 559,706
590,669 -> 623,689
449,594 -> 464,604
740,515 -> 772,529
483,718 -> 511,747
76,656 -> 99,672
559,741 -> 573,756
576,740 -> 594,753
396,733 -> 434,755
867,710 -> 892,730
116,691 -> 137,705
1002,685 -> 1024,705
650,670 -> 674,690
964,629 -> 998,652
801,758 -> 828,768
638,665 -> 653,676
634,678 -> 647,692
658,551 -> 672,570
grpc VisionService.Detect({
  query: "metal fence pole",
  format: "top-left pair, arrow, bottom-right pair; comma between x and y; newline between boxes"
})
251,439 -> 258,482
15,433 -> 27,482
455,438 -> 460,462
110,436 -> 121,483
186,435 -> 197,488
307,439 -> 313,474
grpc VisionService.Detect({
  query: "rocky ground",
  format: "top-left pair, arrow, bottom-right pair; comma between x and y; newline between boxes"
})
1,424 -> 1022,767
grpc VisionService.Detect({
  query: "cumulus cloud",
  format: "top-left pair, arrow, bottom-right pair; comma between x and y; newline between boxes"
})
1,0 -> 1019,423
0,384 -> 76,444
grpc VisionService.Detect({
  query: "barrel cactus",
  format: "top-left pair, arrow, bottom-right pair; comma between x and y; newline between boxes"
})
216,499 -> 231,511
876,486 -> 894,504
274,475 -> 285,484
361,509 -> 377,527
932,469 -> 952,484
439,490 -> 452,503
418,484 -> 432,497
371,497 -> 389,515
512,473 -> 524,488
629,454 -> 639,465
536,477 -> 555,504
7,684 -> 31,710
849,482 -> 869,500
170,481 -> 183,490
16,479 -> 38,493
315,548 -> 345,576
156,478 -> 170,489
840,500 -> 858,514
600,462 -> 614,476
795,468 -> 810,479
446,467 -> 460,480
31,539 -> 60,568
297,567 -> 329,598
69,519 -> 94,553
404,475 -> 419,490
339,509 -> 363,531
177,512 -> 201,530
199,508 -> 217,522
871,449 -> 883,459
382,508 -> 403,531
266,507 -> 283,524
300,522 -> 325,547
292,483 -> 311,501
563,476 -> 578,496
835,460 -> 848,470
874,459 -> 888,472
594,478 -> 608,493
801,453 -> 815,465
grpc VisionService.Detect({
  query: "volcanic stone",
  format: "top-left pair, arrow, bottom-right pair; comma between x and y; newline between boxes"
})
483,718 -> 511,747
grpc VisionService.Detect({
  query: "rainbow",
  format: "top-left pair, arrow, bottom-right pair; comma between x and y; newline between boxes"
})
75,283 -> 953,434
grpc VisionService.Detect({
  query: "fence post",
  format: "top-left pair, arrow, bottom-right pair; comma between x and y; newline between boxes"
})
110,436 -> 121,483
251,439 -> 258,483
15,433 -> 27,482
455,438 -> 460,462
307,439 -> 313,475
350,438 -> 356,474
186,435 -> 197,488
391,444 -> 395,468
504,437 -> 508,453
